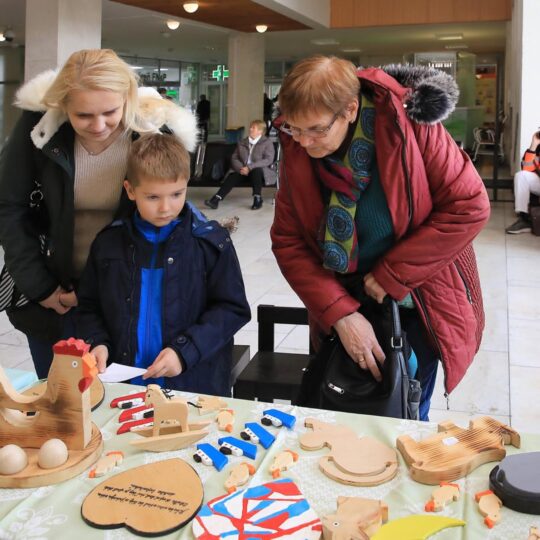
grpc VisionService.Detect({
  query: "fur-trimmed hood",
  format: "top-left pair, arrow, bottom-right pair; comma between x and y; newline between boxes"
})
364,64 -> 459,125
14,69 -> 198,151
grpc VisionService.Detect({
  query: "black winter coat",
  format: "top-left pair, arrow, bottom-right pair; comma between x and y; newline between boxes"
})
0,111 -> 132,339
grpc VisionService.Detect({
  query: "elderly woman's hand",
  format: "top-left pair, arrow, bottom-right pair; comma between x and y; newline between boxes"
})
363,273 -> 387,304
333,312 -> 385,381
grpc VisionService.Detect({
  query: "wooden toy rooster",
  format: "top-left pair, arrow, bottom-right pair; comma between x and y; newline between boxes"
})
0,338 -> 97,451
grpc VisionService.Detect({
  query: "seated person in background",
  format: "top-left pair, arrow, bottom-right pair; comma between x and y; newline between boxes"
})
205,120 -> 275,210
506,129 -> 540,234
76,134 -> 251,396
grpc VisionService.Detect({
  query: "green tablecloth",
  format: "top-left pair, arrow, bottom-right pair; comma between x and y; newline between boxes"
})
1,383 -> 538,539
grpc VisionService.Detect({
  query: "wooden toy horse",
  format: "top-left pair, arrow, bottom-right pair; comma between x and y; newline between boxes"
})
475,490 -> 503,528
299,418 -> 398,486
322,496 -> 388,540
425,482 -> 460,512
145,385 -> 188,437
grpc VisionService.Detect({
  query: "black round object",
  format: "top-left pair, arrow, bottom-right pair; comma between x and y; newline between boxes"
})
261,417 -> 272,427
489,452 -> 540,514
240,431 -> 250,441
220,446 -> 232,455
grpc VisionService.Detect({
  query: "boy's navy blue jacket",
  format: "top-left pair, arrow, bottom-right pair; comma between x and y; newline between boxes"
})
75,202 -> 251,396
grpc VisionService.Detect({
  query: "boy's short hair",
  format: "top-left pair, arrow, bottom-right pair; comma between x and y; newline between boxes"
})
127,133 -> 190,185
250,119 -> 266,132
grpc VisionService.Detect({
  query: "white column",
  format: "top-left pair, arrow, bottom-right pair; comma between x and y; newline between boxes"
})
227,32 -> 265,134
506,0 -> 540,172
25,0 -> 101,81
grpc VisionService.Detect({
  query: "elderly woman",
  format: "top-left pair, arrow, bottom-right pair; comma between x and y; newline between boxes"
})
271,56 -> 490,420
0,49 -> 197,378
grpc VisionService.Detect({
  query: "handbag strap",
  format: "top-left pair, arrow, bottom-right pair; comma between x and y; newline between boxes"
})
388,298 -> 404,352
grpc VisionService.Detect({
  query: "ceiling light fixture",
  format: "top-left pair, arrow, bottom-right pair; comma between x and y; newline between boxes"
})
183,2 -> 199,13
255,25 -> 268,33
444,44 -> 468,49
436,33 -> 463,41
0,33 -> 5,42
166,20 -> 180,30
341,48 -> 362,53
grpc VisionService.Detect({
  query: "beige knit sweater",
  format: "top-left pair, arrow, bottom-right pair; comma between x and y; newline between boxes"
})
72,131 -> 131,276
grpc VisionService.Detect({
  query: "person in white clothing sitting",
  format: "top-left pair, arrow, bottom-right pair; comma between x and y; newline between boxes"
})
506,130 -> 540,234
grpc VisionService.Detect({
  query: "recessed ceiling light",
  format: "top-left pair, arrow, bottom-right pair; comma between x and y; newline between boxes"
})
166,20 -> 180,30
436,33 -> 463,41
310,38 -> 340,46
183,2 -> 199,13
341,48 -> 362,53
444,44 -> 469,49
255,25 -> 268,33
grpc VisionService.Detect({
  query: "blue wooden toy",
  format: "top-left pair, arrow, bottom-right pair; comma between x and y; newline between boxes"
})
261,408 -> 296,429
193,443 -> 228,471
218,436 -> 258,460
240,422 -> 276,449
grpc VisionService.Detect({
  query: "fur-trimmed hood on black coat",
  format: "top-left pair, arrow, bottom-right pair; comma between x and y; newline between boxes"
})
361,64 -> 459,125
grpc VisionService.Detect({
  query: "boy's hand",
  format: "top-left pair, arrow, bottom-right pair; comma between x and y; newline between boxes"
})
91,344 -> 109,373
143,348 -> 183,380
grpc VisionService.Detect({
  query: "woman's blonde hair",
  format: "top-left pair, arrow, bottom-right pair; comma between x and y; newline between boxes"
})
42,49 -> 140,131
278,55 -> 360,120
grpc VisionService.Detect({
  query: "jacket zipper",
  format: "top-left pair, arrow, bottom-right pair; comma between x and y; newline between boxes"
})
413,287 -> 450,407
454,260 -> 473,304
144,229 -> 160,368
380,89 -> 413,229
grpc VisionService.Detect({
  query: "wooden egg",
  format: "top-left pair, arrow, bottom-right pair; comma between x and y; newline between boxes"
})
0,444 -> 28,475
38,439 -> 69,469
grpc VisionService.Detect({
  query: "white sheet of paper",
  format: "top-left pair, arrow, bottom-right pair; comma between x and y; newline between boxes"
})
98,363 -> 147,383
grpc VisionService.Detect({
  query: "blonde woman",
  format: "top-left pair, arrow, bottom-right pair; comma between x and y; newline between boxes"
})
0,49 -> 197,377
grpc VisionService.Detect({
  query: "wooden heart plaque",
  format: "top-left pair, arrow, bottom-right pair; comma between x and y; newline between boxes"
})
82,458 -> 203,536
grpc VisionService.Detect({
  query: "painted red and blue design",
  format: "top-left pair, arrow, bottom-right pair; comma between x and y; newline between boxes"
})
193,478 -> 322,540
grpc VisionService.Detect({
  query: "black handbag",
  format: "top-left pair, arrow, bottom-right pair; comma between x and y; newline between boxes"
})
295,297 -> 421,420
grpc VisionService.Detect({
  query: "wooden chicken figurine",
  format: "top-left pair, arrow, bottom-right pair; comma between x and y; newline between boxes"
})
475,490 -> 503,529
216,409 -> 235,433
322,496 -> 388,540
0,338 -> 97,451
270,450 -> 298,478
425,482 -> 461,512
224,462 -> 255,493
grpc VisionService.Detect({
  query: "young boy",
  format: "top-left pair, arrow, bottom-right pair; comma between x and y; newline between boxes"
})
76,134 -> 251,396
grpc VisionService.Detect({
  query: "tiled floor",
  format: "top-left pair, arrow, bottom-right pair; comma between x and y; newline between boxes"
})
2,186 -> 539,433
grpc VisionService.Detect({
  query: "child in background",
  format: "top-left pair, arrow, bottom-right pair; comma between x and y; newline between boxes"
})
76,133 -> 251,396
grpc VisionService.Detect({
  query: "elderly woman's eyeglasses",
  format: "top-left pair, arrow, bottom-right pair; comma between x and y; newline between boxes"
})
279,113 -> 340,139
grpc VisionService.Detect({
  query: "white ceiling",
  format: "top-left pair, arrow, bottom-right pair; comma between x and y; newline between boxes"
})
0,0 -> 507,64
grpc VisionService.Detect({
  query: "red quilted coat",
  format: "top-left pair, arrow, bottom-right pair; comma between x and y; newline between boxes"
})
271,67 -> 490,394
